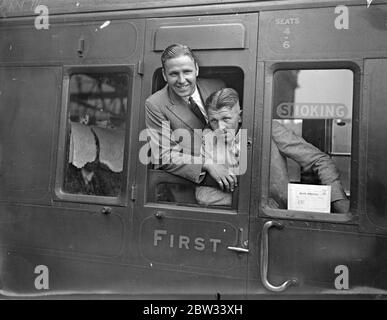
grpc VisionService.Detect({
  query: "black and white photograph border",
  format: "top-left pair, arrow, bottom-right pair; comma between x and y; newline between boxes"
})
0,0 -> 387,303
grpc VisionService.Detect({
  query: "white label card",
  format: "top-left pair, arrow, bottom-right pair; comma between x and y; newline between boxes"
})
287,183 -> 331,213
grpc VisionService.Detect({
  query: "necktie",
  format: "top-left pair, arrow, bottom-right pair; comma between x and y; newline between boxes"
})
188,96 -> 206,126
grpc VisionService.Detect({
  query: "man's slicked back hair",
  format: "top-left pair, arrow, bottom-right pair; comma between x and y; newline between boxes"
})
205,88 -> 240,112
161,43 -> 198,68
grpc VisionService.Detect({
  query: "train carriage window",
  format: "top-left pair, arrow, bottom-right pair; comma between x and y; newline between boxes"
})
147,67 -> 244,210
62,71 -> 130,197
269,69 -> 353,213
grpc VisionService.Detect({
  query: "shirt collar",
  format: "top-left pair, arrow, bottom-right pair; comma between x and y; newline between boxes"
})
190,86 -> 201,104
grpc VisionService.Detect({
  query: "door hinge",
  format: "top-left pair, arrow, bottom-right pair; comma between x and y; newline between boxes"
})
137,60 -> 144,75
131,184 -> 137,201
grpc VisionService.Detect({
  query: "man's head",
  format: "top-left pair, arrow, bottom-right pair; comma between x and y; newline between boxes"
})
161,44 -> 199,99
205,88 -> 242,133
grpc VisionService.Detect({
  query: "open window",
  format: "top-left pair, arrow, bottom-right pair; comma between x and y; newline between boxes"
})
146,66 -> 244,210
59,67 -> 132,202
266,68 -> 353,215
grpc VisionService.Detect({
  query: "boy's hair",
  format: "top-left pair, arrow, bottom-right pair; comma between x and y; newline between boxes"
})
205,88 -> 239,111
161,44 -> 198,68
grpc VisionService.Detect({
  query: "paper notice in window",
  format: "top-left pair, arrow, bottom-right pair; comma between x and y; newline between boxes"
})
287,184 -> 331,213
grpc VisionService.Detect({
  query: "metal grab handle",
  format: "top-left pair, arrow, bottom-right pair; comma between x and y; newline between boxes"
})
260,221 -> 298,292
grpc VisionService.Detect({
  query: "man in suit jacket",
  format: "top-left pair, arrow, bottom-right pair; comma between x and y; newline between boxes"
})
145,44 -> 237,191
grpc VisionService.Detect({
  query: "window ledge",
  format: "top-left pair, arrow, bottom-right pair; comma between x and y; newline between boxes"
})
145,202 -> 238,215
261,206 -> 354,224
54,188 -> 125,206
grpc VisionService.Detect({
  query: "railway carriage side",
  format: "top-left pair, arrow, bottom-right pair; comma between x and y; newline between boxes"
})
0,0 -> 387,297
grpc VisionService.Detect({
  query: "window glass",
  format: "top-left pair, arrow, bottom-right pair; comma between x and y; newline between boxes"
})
270,69 -> 353,213
63,72 -> 129,197
146,67 -> 244,209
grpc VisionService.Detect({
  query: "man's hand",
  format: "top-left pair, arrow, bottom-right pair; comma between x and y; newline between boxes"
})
332,199 -> 350,213
203,163 -> 237,192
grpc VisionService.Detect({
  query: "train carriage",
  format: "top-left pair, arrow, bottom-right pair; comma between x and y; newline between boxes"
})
0,0 -> 387,298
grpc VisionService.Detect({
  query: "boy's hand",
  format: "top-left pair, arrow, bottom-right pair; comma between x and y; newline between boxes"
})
203,163 -> 237,192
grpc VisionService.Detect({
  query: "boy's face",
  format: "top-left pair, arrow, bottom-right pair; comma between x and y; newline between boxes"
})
208,101 -> 242,134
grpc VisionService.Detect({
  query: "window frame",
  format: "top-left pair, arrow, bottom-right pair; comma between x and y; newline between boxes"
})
360,58 -> 387,234
258,60 -> 362,224
143,65 -> 250,215
54,65 -> 133,206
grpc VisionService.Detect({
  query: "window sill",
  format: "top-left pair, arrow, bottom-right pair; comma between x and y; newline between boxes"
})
145,202 -> 238,215
261,206 -> 354,224
53,188 -> 125,207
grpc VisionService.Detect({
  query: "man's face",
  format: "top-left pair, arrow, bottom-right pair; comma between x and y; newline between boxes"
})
208,102 -> 242,139
162,55 -> 199,99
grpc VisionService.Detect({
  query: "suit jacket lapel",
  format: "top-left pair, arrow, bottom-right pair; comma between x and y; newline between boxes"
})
166,86 -> 204,131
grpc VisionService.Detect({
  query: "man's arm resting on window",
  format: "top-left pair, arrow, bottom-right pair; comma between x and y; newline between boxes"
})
272,121 -> 349,212
145,101 -> 204,183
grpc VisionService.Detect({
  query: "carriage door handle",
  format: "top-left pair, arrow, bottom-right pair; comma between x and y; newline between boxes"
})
260,221 -> 298,292
227,228 -> 249,254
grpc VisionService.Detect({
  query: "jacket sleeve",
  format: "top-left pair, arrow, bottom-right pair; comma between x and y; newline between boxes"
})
271,121 -> 347,202
145,99 -> 204,183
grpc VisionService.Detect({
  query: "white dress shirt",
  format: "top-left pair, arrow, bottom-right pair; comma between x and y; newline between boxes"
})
190,86 -> 208,123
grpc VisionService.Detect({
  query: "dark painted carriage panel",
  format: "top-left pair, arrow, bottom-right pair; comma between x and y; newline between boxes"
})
0,0 -> 262,17
364,59 -> 387,231
0,20 -> 144,64
0,66 -> 60,204
140,216 -> 238,270
0,204 -> 125,257
247,220 -> 387,297
154,23 -> 247,51
258,5 -> 387,60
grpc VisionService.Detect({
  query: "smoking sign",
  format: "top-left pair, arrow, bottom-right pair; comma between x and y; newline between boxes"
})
276,102 -> 348,119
